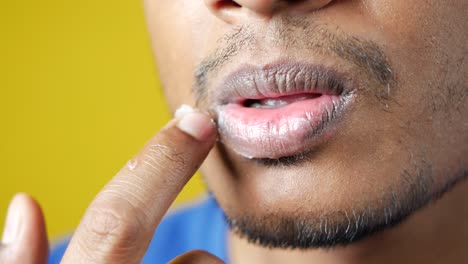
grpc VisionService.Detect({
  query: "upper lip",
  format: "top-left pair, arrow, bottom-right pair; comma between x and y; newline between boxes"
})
212,61 -> 355,106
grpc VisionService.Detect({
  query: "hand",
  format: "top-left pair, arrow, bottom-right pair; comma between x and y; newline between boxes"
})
1,107 -> 223,264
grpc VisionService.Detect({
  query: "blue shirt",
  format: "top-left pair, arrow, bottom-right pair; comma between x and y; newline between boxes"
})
48,196 -> 229,263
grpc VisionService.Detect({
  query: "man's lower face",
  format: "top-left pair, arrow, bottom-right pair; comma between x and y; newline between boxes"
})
146,0 -> 468,249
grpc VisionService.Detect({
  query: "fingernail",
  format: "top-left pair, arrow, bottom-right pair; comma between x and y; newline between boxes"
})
175,105 -> 216,141
2,194 -> 23,245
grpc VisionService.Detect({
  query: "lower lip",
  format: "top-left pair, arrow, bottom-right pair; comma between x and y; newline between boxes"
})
216,94 -> 350,159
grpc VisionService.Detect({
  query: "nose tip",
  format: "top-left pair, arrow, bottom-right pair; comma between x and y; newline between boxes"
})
205,0 -> 333,22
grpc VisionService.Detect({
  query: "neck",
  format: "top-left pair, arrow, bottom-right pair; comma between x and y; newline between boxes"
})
229,179 -> 468,264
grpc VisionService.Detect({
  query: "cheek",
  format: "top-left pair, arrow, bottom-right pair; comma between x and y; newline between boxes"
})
145,0 -> 223,110
361,1 -> 463,113
363,1 -> 467,180
362,0 -> 463,74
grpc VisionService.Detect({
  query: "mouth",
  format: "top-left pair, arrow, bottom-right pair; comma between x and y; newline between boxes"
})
212,62 -> 356,160
241,93 -> 323,109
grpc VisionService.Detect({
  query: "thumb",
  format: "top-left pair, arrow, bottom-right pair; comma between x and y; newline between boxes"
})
169,250 -> 224,264
0,193 -> 49,264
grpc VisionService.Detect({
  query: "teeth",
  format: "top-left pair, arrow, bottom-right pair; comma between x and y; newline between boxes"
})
252,98 -> 289,109
244,93 -> 322,109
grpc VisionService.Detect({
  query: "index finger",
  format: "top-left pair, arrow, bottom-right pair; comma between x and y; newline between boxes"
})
61,105 -> 217,264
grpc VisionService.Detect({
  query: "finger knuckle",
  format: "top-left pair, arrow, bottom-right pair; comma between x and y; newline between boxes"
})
146,143 -> 187,174
82,207 -> 143,251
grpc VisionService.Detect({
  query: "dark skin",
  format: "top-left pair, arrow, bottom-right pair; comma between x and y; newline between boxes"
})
147,0 -> 467,263
1,1 -> 466,263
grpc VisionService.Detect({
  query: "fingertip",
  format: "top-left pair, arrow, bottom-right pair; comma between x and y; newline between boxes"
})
1,193 -> 48,262
2,193 -> 30,245
177,112 -> 217,141
175,105 -> 217,142
169,250 -> 224,264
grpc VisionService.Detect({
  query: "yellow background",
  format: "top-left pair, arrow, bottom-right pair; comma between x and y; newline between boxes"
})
0,1 -> 205,240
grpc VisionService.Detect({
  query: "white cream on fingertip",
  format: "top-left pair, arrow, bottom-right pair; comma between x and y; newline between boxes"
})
175,104 -> 196,119
177,112 -> 216,141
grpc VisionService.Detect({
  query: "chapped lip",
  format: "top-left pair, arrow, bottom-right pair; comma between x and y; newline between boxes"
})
212,61 -> 355,107
210,61 -> 357,160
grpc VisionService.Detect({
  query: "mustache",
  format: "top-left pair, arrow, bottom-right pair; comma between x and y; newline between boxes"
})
193,15 -> 396,106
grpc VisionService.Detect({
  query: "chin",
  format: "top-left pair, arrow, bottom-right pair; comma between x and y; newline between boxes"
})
203,146 -> 467,249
